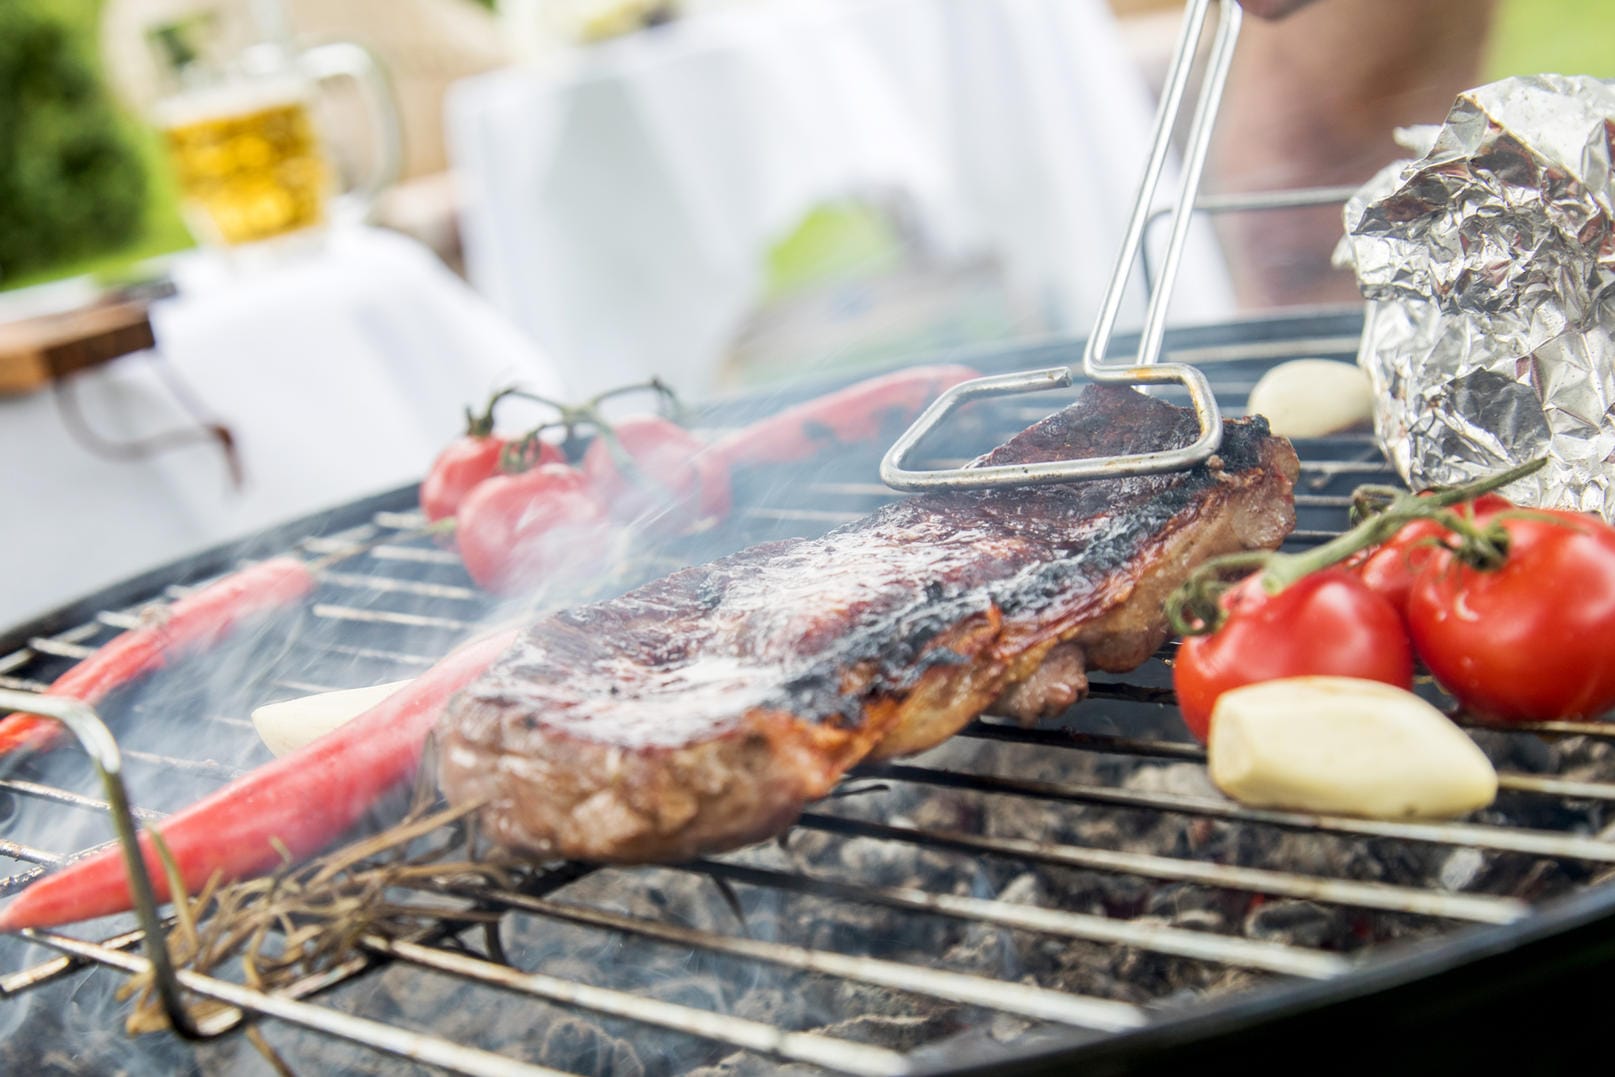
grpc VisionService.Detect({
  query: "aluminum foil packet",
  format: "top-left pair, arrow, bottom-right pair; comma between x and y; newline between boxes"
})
1338,74 -> 1615,515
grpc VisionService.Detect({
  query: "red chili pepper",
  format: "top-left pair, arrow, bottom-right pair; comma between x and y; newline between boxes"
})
0,557 -> 318,757
0,628 -> 517,932
706,364 -> 980,470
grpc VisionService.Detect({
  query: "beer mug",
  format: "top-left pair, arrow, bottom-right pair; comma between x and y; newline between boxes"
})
147,11 -> 402,249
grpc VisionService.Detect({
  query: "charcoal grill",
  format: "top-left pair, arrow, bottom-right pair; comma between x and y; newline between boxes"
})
3,309 -> 1615,1075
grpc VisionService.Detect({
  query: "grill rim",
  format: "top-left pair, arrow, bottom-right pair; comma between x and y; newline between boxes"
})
929,877 -> 1615,1074
5,306 -> 1614,1071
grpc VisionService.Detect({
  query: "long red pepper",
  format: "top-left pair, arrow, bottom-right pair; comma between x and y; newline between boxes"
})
0,557 -> 318,757
0,628 -> 517,932
706,364 -> 980,470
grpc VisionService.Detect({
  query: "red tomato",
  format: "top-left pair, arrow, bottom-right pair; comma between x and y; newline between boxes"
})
420,436 -> 506,523
582,416 -> 731,532
420,436 -> 562,523
1355,493 -> 1513,616
454,464 -> 610,594
1407,509 -> 1615,722
1173,569 -> 1414,742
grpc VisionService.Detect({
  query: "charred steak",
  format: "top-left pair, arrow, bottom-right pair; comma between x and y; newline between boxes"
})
437,385 -> 1299,862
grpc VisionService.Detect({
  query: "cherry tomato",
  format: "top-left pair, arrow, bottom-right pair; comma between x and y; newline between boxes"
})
420,436 -> 563,524
1407,509 -> 1615,722
582,416 -> 731,532
1355,493 -> 1513,616
1173,569 -> 1414,742
454,464 -> 610,594
421,436 -> 506,523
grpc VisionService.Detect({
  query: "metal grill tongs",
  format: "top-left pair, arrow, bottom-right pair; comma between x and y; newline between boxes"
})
882,0 -> 1243,492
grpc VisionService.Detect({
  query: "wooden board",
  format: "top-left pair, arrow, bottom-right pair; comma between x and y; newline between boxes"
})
0,300 -> 156,395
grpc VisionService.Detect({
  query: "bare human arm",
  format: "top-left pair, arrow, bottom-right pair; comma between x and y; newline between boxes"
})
1211,0 -> 1498,306
1237,0 -> 1321,17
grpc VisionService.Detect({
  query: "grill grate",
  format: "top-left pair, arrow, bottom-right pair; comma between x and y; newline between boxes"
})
3,314 -> 1614,1074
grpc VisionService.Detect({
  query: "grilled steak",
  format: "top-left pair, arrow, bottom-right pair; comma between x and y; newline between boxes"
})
437,385 -> 1299,862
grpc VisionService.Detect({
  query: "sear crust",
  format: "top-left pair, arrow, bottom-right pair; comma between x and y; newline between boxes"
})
437,385 -> 1299,862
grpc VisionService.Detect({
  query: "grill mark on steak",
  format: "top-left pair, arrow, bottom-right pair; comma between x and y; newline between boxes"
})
438,384 -> 1299,862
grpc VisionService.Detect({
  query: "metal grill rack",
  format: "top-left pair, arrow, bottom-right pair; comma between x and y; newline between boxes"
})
2,311 -> 1614,1075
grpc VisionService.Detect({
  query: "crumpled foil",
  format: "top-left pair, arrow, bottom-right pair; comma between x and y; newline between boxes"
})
1338,74 -> 1615,515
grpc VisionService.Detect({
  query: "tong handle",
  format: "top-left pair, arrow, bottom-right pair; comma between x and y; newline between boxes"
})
882,0 -> 1241,492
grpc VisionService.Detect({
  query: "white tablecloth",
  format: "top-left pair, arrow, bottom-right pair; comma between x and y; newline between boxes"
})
448,0 -> 1236,398
0,227 -> 564,627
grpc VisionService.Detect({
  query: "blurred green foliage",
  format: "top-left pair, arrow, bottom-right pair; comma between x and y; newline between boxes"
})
1486,0 -> 1615,81
0,1 -> 151,285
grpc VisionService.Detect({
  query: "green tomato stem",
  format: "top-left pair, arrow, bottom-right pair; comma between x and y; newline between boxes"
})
465,386 -> 521,437
1167,456 -> 1547,635
1255,456 -> 1546,591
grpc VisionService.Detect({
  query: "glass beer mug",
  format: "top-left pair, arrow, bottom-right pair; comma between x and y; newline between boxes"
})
146,8 -> 402,250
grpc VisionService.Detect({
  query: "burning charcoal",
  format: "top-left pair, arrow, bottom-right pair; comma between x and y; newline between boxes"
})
941,922 -> 1017,977
1106,921 -> 1223,998
1144,883 -> 1232,935
834,837 -> 927,888
1150,967 -> 1265,1015
759,823 -> 829,859
819,1010 -> 966,1051
909,1019 -> 1116,1072
1124,762 -> 1219,799
627,870 -> 749,933
650,974 -> 727,1014
1508,859 -> 1588,904
1242,899 -> 1347,949
538,1015 -> 646,1077
906,788 -> 988,834
826,977 -> 953,1026
732,986 -> 806,1028
996,871 -> 1042,907
797,895 -> 946,957
1361,838 -> 1446,885
990,1010 -> 1035,1043
946,929 -> 1041,983
685,1054 -> 818,1077
1437,847 -> 1487,892
1469,729 -> 1557,774
1042,866 -> 1146,919
1050,946 -> 1147,1005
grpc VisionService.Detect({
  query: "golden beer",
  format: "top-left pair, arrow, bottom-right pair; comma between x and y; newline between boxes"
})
159,91 -> 331,247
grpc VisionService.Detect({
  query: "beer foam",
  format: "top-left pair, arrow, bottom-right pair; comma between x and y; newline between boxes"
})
153,75 -> 313,129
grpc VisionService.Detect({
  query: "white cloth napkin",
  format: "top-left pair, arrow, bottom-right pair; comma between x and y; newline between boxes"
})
0,227 -> 564,626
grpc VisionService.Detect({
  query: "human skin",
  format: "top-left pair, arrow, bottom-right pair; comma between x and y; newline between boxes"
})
1238,0 -> 1321,17
1214,0 -> 1498,307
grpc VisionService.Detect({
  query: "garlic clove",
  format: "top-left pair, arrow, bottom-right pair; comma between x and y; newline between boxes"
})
1208,676 -> 1497,819
252,679 -> 412,757
1245,358 -> 1375,439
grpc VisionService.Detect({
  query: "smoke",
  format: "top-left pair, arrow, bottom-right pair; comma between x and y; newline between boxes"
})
0,366 -> 1048,1074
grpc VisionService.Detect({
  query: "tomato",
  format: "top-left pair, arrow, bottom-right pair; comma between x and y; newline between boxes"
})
421,436 -> 506,523
1407,509 -> 1615,722
420,436 -> 563,524
582,416 -> 731,532
454,464 -> 611,594
1355,493 -> 1513,616
1173,569 -> 1414,742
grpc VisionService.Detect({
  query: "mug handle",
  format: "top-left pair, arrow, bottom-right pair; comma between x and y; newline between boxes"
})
299,40 -> 404,223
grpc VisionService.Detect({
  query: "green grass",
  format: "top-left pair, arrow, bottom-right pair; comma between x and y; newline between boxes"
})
1485,0 -> 1615,80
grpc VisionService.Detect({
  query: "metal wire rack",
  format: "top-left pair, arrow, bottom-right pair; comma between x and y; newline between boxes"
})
2,312 -> 1614,1075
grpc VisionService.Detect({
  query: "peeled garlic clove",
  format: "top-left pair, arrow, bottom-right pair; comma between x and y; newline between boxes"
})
252,679 -> 412,756
1245,358 -> 1375,438
1207,676 -> 1497,820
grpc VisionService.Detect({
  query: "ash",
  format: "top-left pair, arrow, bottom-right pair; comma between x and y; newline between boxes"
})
264,688 -> 1615,1076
